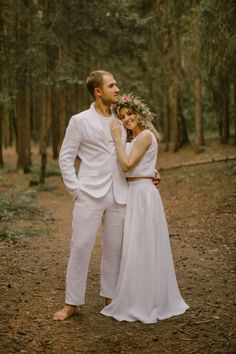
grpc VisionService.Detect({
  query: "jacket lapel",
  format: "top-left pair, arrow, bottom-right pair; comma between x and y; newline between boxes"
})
84,107 -> 108,153
89,103 -> 116,152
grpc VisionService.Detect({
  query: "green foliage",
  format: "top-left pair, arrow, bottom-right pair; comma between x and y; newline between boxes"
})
0,0 -> 235,152
196,0 -> 236,81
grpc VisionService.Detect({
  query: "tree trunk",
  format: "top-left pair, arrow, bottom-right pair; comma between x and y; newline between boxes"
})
12,104 -> 18,152
39,85 -> 47,184
0,105 -> 4,167
69,83 -> 77,116
58,85 -> 66,150
221,91 -> 230,144
0,2 -> 4,167
77,81 -> 88,113
170,84 -> 180,152
16,1 -> 31,172
51,85 -> 59,159
30,80 -> 38,144
3,104 -> 10,148
179,98 -> 189,146
26,87 -> 32,166
16,89 -> 31,173
170,29 -> 188,152
234,83 -> 236,145
46,84 -> 52,139
163,93 -> 170,151
194,77 -> 204,146
147,36 -> 157,105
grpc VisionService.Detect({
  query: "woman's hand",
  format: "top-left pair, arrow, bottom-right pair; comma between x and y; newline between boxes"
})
110,120 -> 122,141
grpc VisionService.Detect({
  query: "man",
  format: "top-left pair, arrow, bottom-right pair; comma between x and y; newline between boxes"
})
53,70 -> 160,321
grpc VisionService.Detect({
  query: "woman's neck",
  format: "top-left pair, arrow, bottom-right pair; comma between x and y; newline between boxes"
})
132,127 -> 143,138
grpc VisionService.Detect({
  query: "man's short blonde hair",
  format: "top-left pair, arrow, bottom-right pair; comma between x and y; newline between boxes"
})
86,70 -> 112,98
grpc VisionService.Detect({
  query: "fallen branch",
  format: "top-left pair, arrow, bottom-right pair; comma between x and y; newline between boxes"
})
159,155 -> 236,171
178,328 -> 193,337
192,319 -> 212,324
19,268 -> 37,274
206,302 -> 219,308
190,347 -> 209,354
223,313 -> 233,319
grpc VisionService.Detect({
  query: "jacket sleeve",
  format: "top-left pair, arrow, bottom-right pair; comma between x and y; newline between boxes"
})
59,115 -> 82,199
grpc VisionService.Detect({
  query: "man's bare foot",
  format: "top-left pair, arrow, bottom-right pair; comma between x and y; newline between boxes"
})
105,298 -> 112,306
53,305 -> 78,321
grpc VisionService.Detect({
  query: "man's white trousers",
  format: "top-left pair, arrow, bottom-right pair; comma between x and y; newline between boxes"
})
65,187 -> 126,306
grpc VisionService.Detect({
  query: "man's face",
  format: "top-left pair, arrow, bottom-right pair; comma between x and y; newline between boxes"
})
97,75 -> 120,105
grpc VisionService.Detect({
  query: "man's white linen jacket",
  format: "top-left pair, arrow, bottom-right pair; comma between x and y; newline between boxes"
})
59,103 -> 128,204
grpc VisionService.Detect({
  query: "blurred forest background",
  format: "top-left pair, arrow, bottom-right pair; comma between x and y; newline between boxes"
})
0,0 -> 235,180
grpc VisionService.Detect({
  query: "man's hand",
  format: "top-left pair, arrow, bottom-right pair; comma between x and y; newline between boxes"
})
153,170 -> 161,186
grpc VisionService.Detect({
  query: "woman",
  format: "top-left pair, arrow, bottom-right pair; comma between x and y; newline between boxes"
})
101,93 -> 189,323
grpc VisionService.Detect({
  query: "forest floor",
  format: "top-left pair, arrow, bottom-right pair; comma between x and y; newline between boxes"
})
0,140 -> 235,354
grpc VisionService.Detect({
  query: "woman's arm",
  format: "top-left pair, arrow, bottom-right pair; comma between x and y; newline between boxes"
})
110,121 -> 152,172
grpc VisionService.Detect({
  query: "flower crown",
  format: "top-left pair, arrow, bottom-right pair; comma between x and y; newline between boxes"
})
112,93 -> 156,123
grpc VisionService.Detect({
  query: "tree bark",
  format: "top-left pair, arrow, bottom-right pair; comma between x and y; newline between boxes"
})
16,89 -> 31,173
0,1 -> 4,167
0,105 -> 4,167
163,93 -> 170,151
3,103 -> 10,149
51,85 -> 59,159
147,36 -> 157,105
221,91 -> 230,144
233,83 -> 236,145
46,84 -> 52,139
194,77 -> 204,146
30,79 -> 38,144
179,98 -> 189,146
77,80 -> 88,113
170,84 -> 180,152
39,85 -> 47,184
58,85 -> 66,150
16,1 -> 31,172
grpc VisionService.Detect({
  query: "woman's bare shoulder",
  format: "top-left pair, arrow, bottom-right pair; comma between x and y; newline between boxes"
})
138,129 -> 153,141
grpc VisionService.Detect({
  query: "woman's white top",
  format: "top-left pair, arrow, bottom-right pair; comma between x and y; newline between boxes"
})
125,130 -> 158,178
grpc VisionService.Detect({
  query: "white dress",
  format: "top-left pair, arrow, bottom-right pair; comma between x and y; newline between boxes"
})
101,131 -> 189,323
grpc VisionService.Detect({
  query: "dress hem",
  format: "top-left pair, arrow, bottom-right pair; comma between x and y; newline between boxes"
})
100,305 -> 189,324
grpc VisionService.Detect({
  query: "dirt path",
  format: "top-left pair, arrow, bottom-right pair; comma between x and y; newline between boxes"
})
0,141 -> 235,353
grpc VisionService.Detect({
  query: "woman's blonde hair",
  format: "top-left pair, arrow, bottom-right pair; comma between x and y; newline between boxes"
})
112,93 -> 160,142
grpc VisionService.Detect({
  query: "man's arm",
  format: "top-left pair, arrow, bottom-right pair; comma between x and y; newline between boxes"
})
153,169 -> 161,186
59,116 -> 82,199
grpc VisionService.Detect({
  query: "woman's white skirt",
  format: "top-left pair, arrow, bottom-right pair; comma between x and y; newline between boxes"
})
101,180 -> 189,323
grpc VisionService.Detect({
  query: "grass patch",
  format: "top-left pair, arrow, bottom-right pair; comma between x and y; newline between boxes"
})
0,179 -> 44,243
0,225 -> 46,244
0,189 -> 43,222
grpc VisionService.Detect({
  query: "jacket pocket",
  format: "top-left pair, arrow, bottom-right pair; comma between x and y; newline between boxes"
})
78,169 -> 98,177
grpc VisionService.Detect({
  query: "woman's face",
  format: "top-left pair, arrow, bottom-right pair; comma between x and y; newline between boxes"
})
119,107 -> 141,131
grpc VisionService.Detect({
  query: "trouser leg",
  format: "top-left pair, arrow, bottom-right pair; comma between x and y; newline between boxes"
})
100,190 -> 126,299
65,193 -> 104,306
